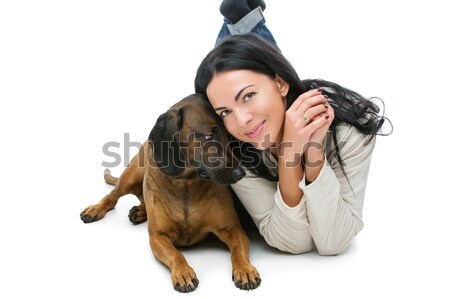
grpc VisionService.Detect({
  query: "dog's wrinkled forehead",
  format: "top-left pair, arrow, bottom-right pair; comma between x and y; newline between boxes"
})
172,94 -> 218,132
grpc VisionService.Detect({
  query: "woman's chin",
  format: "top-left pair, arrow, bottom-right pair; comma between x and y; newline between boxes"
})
248,140 -> 277,151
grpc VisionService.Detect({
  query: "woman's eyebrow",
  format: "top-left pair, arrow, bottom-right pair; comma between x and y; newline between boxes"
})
214,84 -> 255,111
234,85 -> 254,101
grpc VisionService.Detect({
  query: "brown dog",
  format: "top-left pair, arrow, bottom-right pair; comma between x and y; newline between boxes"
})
80,94 -> 261,292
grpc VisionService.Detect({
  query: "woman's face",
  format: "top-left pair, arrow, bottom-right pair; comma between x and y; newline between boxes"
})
206,69 -> 289,151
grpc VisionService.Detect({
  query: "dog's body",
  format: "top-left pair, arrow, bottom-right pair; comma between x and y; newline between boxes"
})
81,94 -> 261,292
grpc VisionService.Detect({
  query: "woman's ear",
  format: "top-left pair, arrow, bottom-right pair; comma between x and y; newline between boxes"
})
275,74 -> 290,97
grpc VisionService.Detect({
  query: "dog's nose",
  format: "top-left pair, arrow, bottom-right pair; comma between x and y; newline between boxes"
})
199,172 -> 209,180
233,168 -> 246,180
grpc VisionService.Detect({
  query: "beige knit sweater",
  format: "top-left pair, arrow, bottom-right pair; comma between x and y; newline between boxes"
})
231,124 -> 376,255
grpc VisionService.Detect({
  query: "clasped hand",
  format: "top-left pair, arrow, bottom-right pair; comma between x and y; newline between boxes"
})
280,89 -> 334,163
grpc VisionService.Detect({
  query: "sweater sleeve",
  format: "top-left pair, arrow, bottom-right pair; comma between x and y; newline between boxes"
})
231,125 -> 375,255
299,125 -> 376,255
231,176 -> 315,254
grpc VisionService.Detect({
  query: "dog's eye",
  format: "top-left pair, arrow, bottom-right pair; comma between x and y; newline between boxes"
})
204,135 -> 213,141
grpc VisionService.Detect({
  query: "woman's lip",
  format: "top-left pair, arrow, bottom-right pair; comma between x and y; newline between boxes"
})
246,121 -> 265,138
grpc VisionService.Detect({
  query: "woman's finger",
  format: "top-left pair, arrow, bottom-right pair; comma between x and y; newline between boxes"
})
304,114 -> 329,134
289,88 -> 323,111
303,104 -> 328,122
297,94 -> 328,114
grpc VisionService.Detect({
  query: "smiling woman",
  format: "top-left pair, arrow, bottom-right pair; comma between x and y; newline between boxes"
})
194,0 -> 392,255
207,70 -> 286,151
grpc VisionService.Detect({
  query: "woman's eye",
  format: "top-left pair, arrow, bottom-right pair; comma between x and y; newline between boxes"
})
244,92 -> 255,102
220,110 -> 230,118
204,135 -> 213,141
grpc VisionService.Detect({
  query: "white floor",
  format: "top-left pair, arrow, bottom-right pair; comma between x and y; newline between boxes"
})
1,1 -> 449,298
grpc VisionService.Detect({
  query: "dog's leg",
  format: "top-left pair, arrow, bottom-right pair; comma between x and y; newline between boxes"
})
213,226 -> 261,290
128,195 -> 147,224
80,144 -> 147,223
80,168 -> 143,223
149,232 -> 199,293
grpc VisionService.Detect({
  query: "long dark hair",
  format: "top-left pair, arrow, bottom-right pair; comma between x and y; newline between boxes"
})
194,33 -> 391,181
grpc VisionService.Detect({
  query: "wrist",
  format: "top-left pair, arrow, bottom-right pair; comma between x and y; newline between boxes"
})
278,152 -> 302,168
304,146 -> 324,184
304,144 -> 324,168
278,142 -> 302,166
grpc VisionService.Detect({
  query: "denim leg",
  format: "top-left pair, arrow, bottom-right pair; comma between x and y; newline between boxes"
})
215,21 -> 232,46
214,7 -> 278,49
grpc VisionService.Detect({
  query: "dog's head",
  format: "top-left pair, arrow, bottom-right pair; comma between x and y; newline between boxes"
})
148,94 -> 245,184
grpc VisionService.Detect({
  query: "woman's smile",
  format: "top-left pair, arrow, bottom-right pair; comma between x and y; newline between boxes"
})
245,120 -> 266,138
206,69 -> 289,150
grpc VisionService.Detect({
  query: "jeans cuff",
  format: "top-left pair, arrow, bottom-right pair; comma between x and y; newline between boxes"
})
227,7 -> 264,35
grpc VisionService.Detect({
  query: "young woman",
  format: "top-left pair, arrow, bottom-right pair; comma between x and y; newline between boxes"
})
194,1 -> 391,255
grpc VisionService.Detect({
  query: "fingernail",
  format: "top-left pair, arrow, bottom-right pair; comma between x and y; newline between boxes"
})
324,105 -> 328,109
323,95 -> 329,98
317,88 -> 323,93
326,115 -> 330,119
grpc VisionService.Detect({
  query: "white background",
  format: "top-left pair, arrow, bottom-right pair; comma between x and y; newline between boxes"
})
1,0 -> 449,298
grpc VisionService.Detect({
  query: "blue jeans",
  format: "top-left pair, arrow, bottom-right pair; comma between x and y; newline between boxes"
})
215,7 -> 278,49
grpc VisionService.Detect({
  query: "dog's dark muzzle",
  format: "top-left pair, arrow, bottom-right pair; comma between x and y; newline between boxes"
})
198,166 -> 246,184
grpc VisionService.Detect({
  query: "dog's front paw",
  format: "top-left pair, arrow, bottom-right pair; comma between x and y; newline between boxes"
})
232,265 -> 261,290
172,266 -> 199,293
128,204 -> 147,224
80,204 -> 109,223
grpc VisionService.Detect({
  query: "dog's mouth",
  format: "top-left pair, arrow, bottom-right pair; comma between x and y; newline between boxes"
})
197,167 -> 245,184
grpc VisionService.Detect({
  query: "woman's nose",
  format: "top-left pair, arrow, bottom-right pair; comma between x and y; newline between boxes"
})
234,108 -> 252,127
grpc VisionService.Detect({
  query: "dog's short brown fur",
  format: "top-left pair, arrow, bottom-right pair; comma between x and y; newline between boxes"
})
81,94 -> 261,292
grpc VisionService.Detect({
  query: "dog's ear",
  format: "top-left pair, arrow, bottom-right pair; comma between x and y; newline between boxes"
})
148,108 -> 185,177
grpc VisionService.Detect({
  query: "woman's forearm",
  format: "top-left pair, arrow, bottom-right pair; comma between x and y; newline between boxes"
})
277,154 -> 304,207
304,145 -> 325,184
